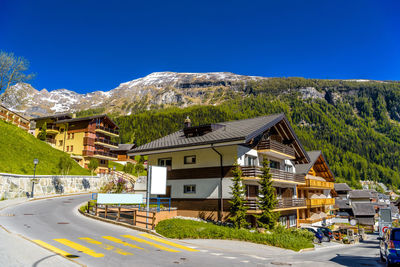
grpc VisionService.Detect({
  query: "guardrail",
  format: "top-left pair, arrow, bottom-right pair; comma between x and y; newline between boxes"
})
95,125 -> 119,135
241,166 -> 305,183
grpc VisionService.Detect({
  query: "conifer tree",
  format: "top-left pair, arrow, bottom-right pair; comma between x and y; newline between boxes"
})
37,122 -> 47,141
229,162 -> 249,229
256,158 -> 278,229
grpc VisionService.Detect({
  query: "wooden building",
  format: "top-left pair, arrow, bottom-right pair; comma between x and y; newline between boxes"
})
0,104 -> 30,131
31,113 -> 119,173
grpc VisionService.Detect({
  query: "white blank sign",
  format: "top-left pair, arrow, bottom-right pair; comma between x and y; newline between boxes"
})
97,193 -> 143,204
150,166 -> 167,195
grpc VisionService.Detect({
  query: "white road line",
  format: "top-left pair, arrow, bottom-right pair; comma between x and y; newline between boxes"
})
187,246 -> 198,249
223,256 -> 237,259
211,253 -> 223,256
199,250 -> 209,253
241,260 -> 250,263
245,254 -> 267,260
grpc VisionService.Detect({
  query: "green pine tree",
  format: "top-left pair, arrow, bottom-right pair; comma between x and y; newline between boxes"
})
256,158 -> 279,229
37,122 -> 47,141
229,162 -> 249,229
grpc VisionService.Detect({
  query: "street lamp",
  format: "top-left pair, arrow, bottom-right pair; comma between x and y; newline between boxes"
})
31,158 -> 39,198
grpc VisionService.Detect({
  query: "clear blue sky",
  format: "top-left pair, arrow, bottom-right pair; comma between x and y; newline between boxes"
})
1,0 -> 399,93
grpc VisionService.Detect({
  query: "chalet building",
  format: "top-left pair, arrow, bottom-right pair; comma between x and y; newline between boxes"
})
334,183 -> 352,200
111,144 -> 136,164
348,190 -> 374,204
0,104 -> 30,131
31,113 -> 119,173
129,114 -> 336,227
295,151 -> 336,227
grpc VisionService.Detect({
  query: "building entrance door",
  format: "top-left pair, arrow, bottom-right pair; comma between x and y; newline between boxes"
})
246,185 -> 259,199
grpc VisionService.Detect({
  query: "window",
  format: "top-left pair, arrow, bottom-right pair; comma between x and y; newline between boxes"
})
60,128 -> 64,133
67,133 -> 70,139
71,133 -> 74,139
270,160 -> 280,169
278,216 -> 287,227
289,215 -> 296,227
284,164 -> 293,172
184,155 -> 196,164
184,185 -> 196,194
70,145 -> 73,152
245,155 -> 256,166
100,160 -> 106,165
158,158 -> 172,167
59,140 -> 63,146
66,146 -> 69,152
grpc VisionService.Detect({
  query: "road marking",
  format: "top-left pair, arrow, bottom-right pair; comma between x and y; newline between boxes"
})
241,260 -> 250,263
139,233 -> 199,252
79,237 -> 133,256
224,256 -> 237,259
54,238 -> 104,258
199,250 -> 209,253
121,235 -> 180,252
102,236 -> 144,250
211,253 -> 223,256
246,255 -> 267,260
32,240 -> 76,258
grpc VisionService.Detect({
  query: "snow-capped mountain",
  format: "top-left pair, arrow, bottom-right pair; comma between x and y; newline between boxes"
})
0,72 -> 266,117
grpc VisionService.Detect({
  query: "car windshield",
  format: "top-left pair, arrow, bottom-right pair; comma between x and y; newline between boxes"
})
391,230 -> 400,241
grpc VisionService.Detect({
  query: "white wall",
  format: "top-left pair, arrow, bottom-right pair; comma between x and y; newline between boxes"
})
167,178 -> 234,199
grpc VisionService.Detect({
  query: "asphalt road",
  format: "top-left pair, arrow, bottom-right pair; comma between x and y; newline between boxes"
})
0,194 -> 386,267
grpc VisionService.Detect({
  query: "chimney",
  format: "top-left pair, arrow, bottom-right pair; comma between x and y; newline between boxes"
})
184,116 -> 191,128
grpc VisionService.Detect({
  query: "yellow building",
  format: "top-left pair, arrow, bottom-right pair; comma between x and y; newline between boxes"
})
31,113 -> 119,173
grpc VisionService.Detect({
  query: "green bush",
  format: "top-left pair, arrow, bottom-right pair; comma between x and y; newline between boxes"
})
155,219 -> 314,251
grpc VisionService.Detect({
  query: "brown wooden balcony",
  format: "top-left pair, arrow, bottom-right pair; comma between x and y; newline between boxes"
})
83,150 -> 118,160
95,138 -> 119,148
257,140 -> 295,159
95,125 -> 119,137
45,138 -> 56,146
306,198 -> 335,207
241,166 -> 305,183
245,197 -> 306,211
46,124 -> 59,134
298,177 -> 334,189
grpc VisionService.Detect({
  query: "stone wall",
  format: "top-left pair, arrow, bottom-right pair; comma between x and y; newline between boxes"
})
0,173 -> 111,199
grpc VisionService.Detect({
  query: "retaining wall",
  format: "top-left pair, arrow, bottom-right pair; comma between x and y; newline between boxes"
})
0,173 -> 111,199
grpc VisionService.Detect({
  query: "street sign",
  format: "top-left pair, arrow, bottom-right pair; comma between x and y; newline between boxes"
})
379,208 -> 392,237
97,193 -> 143,204
149,166 -> 167,195
382,226 -> 389,234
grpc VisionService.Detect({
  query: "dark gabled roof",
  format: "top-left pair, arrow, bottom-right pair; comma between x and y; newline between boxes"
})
357,217 -> 375,226
335,198 -> 351,209
56,114 -> 119,128
129,114 -> 310,163
352,203 -> 376,216
111,144 -> 135,152
349,190 -> 373,199
30,113 -> 72,121
295,151 -> 320,174
295,150 -> 335,180
335,183 -> 352,192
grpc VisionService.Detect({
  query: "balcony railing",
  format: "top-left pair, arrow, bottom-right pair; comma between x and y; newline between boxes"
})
241,166 -> 305,183
245,198 -> 306,210
83,150 -> 118,160
46,125 -> 59,133
303,178 -> 334,189
257,140 -> 295,158
95,125 -> 119,135
95,138 -> 118,147
307,198 -> 335,207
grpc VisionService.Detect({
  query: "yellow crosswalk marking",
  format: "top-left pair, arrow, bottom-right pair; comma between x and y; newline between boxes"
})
32,240 -> 77,258
79,237 -> 133,256
139,233 -> 199,252
54,238 -> 104,258
121,235 -> 180,253
102,236 -> 144,250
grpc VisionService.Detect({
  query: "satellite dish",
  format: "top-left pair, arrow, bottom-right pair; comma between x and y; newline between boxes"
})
350,219 -> 357,226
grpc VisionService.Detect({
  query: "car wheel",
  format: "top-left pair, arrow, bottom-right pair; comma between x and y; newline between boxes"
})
322,236 -> 330,242
380,251 -> 386,262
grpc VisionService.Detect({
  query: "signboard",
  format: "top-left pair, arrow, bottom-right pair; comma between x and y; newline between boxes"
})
149,166 -> 167,195
97,193 -> 143,204
379,208 -> 392,237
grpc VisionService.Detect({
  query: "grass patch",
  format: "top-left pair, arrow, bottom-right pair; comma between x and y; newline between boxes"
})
0,120 -> 90,175
108,161 -> 125,172
155,219 -> 314,251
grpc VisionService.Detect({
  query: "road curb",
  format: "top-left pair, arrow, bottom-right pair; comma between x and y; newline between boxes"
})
77,204 -> 164,237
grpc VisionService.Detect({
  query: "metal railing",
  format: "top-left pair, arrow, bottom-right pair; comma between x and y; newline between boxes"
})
257,139 -> 295,157
245,197 -> 306,210
95,138 -> 118,147
95,125 -> 119,135
241,166 -> 305,183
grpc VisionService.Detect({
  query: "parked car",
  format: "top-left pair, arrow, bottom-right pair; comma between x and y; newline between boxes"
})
379,227 -> 400,266
318,227 -> 333,240
302,227 -> 329,243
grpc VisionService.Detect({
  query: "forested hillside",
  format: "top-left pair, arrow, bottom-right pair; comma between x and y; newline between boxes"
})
113,78 -> 400,189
